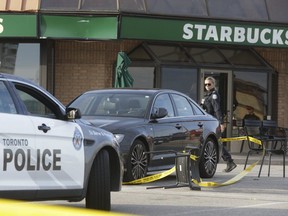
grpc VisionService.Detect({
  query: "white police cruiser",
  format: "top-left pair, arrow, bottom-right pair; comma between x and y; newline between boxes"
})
0,73 -> 122,211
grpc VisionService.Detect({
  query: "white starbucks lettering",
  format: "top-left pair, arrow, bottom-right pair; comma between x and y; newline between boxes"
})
205,25 -> 218,41
285,31 -> 288,45
272,29 -> 284,45
182,23 -> 194,39
260,28 -> 271,44
220,26 -> 232,42
247,28 -> 259,44
182,22 -> 288,47
0,18 -> 3,34
234,27 -> 246,42
194,24 -> 206,40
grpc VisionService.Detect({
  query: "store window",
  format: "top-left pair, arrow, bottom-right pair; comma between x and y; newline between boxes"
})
233,71 -> 268,120
161,67 -> 198,100
129,67 -> 154,88
0,43 -> 41,86
127,42 -> 274,121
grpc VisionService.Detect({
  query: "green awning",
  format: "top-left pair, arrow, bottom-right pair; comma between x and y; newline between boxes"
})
40,15 -> 118,39
0,14 -> 37,37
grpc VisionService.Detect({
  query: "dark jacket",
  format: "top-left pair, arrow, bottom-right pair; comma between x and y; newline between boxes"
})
202,88 -> 224,124
243,113 -> 260,120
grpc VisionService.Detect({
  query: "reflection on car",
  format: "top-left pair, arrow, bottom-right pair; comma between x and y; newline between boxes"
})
0,73 -> 122,211
68,89 -> 221,182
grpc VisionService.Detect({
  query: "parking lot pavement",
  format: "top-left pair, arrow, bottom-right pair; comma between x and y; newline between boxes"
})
111,153 -> 288,216
36,153 -> 287,216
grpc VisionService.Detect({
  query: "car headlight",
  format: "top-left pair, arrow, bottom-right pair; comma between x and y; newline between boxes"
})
114,134 -> 125,144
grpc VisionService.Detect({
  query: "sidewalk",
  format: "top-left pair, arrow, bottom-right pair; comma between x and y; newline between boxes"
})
224,152 -> 286,165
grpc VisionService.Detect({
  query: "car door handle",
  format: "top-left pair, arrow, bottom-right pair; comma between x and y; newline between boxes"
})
198,122 -> 203,128
175,124 -> 182,129
38,123 -> 51,133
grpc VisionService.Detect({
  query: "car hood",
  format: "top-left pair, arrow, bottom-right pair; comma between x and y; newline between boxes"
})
81,116 -> 146,132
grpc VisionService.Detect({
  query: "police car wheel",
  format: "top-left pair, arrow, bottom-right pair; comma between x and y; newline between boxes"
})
123,140 -> 148,182
199,138 -> 217,178
86,149 -> 111,210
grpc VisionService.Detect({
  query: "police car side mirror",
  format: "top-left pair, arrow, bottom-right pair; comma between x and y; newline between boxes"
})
66,107 -> 81,120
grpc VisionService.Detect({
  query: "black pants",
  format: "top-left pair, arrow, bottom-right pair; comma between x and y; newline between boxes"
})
222,145 -> 233,163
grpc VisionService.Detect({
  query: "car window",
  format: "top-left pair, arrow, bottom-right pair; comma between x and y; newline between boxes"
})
70,92 -> 150,118
153,94 -> 174,117
171,94 -> 193,116
15,84 -> 58,119
190,101 -> 205,115
0,81 -> 17,114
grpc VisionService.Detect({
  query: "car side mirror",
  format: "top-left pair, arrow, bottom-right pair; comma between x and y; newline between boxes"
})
66,107 -> 81,120
151,107 -> 168,119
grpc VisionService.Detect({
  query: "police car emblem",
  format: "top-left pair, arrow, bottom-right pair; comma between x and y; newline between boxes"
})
73,128 -> 83,150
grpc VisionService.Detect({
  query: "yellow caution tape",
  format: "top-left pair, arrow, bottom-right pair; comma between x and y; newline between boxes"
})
190,154 -> 199,161
0,199 -> 128,216
123,166 -> 176,185
192,161 -> 259,187
123,136 -> 262,186
220,136 -> 262,145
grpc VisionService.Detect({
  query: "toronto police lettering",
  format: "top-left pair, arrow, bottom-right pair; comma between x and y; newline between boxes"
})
182,23 -> 288,46
3,138 -> 28,146
2,138 -> 61,171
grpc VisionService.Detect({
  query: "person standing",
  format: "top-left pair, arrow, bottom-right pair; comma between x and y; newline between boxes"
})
201,76 -> 237,172
243,105 -> 260,120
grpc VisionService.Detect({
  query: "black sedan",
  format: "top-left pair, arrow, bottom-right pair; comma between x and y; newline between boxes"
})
68,89 -> 222,182
0,73 -> 122,211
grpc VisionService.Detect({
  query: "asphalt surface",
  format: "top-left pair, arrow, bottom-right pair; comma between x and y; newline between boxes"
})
38,153 -> 288,216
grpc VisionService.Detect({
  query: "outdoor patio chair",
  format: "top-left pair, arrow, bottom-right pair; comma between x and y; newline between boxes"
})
243,119 -> 263,177
258,120 -> 286,177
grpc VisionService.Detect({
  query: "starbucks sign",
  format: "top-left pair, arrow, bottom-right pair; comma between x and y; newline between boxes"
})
182,23 -> 288,46
121,16 -> 288,48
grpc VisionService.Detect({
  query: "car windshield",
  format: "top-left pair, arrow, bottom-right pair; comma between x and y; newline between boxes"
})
70,92 -> 151,118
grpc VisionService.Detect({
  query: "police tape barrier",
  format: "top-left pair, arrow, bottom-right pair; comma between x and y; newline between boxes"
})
0,199 -> 129,216
192,161 -> 259,187
220,136 -> 262,145
123,166 -> 176,185
123,136 -> 262,186
123,154 -> 198,185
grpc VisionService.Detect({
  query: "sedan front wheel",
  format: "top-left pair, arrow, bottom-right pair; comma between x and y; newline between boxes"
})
199,138 -> 218,178
124,140 -> 148,182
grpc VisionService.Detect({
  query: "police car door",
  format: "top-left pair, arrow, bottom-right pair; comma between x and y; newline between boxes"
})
14,83 -> 85,191
0,81 -> 37,195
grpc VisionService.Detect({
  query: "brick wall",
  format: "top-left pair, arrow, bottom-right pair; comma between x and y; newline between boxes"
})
55,40 -> 140,105
0,0 -> 39,11
256,48 -> 288,127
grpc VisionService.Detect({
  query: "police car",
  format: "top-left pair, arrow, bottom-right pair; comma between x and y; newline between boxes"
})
0,73 -> 122,211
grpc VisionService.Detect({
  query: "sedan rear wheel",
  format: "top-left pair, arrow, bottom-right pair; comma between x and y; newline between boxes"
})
124,140 -> 148,182
199,138 -> 218,178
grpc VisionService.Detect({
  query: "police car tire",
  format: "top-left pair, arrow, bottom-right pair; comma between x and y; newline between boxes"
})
123,139 -> 148,182
199,138 -> 217,178
86,149 -> 111,211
